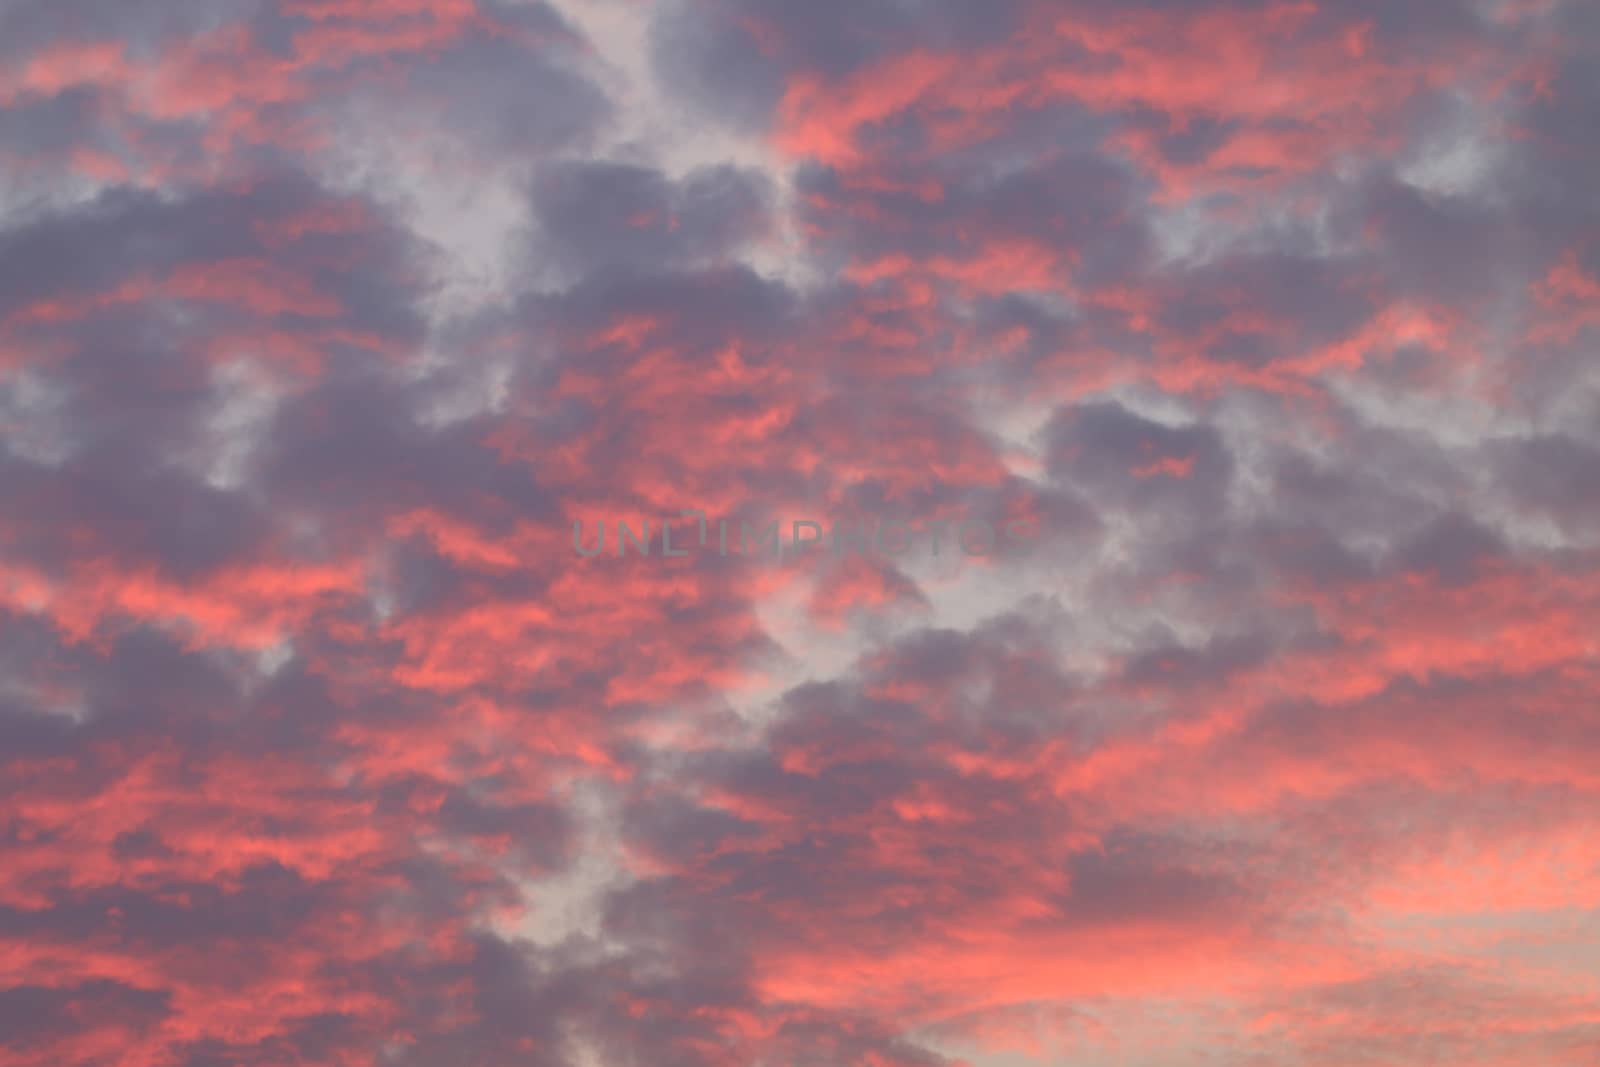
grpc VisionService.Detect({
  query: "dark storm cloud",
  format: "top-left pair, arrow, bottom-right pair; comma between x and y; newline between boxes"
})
0,0 -> 256,62
648,0 -> 1029,128
0,980 -> 171,1054
529,161 -> 774,277
258,365 -> 560,540
1153,249 -> 1376,369
1492,433 -> 1600,537
0,170 -> 436,588
344,2 -> 611,155
1042,400 -> 1233,513
792,146 -> 1152,285
0,170 -> 428,331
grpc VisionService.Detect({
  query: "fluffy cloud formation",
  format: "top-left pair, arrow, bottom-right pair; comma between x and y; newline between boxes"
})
1,1 -> 1598,1065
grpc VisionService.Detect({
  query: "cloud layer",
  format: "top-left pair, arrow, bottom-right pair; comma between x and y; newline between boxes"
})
1,1 -> 1598,1065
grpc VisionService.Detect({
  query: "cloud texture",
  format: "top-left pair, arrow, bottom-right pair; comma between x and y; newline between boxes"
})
1,1 -> 1598,1064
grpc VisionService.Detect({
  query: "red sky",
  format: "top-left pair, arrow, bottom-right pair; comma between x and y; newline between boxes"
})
0,1 -> 1597,1065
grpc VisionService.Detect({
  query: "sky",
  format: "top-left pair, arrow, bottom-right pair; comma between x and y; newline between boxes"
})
0,1 -> 1598,1065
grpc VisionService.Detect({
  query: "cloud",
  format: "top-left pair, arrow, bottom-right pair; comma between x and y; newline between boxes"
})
2,0 -> 1598,1065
